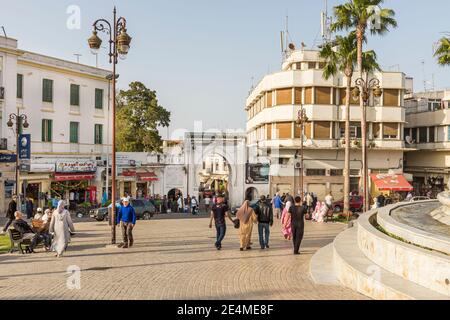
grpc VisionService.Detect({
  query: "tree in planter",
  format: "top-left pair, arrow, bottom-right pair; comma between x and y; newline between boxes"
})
320,31 -> 380,219
332,0 -> 397,211
117,82 -> 171,153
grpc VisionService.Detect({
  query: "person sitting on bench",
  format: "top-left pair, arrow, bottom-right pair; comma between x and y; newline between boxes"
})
12,211 -> 39,253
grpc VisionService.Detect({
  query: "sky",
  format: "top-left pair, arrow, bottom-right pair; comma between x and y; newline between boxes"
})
1,0 -> 449,139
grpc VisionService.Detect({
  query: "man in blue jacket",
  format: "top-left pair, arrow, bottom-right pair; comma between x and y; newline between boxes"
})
116,197 -> 136,249
273,193 -> 283,219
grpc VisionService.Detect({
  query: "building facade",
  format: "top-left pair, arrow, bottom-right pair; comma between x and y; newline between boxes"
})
245,49 -> 407,201
0,35 -> 112,211
404,89 -> 450,194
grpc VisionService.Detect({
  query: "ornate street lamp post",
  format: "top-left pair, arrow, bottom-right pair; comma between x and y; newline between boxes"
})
352,78 -> 382,212
88,7 -> 132,245
7,111 -> 29,210
296,106 -> 309,201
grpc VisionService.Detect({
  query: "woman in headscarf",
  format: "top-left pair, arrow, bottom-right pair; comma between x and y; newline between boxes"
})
281,201 -> 292,240
312,201 -> 323,222
50,200 -> 75,258
236,200 -> 257,251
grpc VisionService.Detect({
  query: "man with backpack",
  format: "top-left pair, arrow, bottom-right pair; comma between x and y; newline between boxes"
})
254,195 -> 273,250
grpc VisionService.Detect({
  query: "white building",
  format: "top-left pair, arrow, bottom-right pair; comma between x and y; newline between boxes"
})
0,35 -> 112,210
404,89 -> 450,194
245,49 -> 408,201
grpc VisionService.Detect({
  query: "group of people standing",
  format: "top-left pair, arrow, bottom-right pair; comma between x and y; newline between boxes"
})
2,196 -> 75,257
209,194 -> 306,255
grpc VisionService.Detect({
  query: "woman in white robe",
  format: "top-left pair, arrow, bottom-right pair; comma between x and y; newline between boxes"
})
50,200 -> 75,257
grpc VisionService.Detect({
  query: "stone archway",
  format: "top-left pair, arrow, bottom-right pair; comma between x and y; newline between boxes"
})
245,187 -> 259,201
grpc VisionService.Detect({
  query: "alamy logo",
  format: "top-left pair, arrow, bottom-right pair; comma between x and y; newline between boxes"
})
66,5 -> 81,30
66,265 -> 81,290
367,5 -> 382,31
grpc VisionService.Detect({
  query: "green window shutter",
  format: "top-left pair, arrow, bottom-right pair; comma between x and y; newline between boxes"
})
41,119 -> 45,142
47,120 -> 53,142
17,74 -> 23,99
99,125 -> 103,144
95,124 -> 103,144
70,84 -> 80,106
70,122 -> 79,143
43,79 -> 53,102
95,89 -> 103,109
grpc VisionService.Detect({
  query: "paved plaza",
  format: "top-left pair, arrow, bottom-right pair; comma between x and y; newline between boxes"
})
0,217 -> 367,300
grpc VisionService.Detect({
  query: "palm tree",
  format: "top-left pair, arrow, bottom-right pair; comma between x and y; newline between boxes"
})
320,32 -> 380,218
435,36 -> 450,66
331,0 -> 397,211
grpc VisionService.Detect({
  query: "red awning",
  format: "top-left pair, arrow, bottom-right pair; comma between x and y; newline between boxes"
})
370,174 -> 413,192
137,172 -> 158,182
54,173 -> 96,182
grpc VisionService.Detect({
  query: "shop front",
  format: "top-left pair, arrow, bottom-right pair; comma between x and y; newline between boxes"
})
118,169 -> 159,199
370,173 -> 414,203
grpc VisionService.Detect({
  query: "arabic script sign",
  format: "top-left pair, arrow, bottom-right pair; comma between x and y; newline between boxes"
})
56,160 -> 96,173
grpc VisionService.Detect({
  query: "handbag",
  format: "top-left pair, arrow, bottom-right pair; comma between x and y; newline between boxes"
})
233,219 -> 240,229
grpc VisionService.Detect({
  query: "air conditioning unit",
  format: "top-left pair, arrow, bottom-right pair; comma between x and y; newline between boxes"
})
0,87 -> 4,100
294,161 -> 302,169
0,138 -> 7,151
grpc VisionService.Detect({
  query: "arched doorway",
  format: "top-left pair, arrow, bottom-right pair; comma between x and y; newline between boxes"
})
167,188 -> 183,213
198,154 -> 230,202
245,187 -> 259,201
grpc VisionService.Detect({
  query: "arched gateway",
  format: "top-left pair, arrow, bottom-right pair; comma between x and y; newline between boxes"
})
184,132 -> 246,208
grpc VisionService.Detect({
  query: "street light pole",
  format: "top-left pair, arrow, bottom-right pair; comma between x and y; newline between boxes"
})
352,78 -> 382,212
7,110 -> 29,211
296,106 -> 309,201
89,7 -> 132,245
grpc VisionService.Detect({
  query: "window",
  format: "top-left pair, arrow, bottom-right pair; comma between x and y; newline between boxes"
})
330,169 -> 343,176
428,99 -> 441,111
203,161 -> 206,170
306,169 -> 326,176
429,127 -> 435,143
314,122 -> 331,139
304,87 -> 313,104
373,123 -> 381,139
94,124 -> 103,145
42,79 -> 53,103
419,127 -> 428,143
70,84 -> 80,106
41,119 -> 53,142
339,88 -> 359,106
276,88 -> 292,105
276,122 -> 292,139
266,91 -> 273,107
215,160 -> 219,171
295,122 -> 312,139
412,127 -> 418,142
69,122 -> 79,144
279,158 -> 290,165
17,74 -> 23,99
308,62 -> 316,69
340,122 -> 362,139
294,88 -> 302,104
266,124 -> 272,140
95,88 -> 104,109
383,89 -> 399,107
315,87 -> 331,105
318,62 -> 326,69
350,169 -> 360,176
383,123 -> 398,139
448,126 -> 450,142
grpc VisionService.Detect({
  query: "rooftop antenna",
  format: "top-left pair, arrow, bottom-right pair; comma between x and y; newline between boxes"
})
321,0 -> 332,44
421,59 -> 427,92
1,26 -> 7,38
74,53 -> 82,64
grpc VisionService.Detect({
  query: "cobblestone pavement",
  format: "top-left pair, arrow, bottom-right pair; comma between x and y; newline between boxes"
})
0,217 -> 367,300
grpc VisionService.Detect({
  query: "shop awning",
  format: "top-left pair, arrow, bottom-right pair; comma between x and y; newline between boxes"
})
137,172 -> 158,182
54,173 -> 96,182
370,174 -> 413,192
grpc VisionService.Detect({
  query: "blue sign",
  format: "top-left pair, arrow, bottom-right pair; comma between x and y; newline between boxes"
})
0,154 -> 17,163
19,134 -> 31,160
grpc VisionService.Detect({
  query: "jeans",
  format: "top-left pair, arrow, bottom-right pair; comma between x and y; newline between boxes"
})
215,224 -> 226,248
258,223 -> 270,248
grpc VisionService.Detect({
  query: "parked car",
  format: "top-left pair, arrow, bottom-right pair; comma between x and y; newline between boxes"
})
90,199 -> 157,221
333,196 -> 364,213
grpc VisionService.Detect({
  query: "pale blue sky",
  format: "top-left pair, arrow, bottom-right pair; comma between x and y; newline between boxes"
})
1,0 -> 449,138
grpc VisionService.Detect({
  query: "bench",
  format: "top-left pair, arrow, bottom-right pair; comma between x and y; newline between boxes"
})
8,229 -> 46,255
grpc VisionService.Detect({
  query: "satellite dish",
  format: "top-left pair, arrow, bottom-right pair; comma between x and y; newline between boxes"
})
405,136 -> 415,145
288,43 -> 296,50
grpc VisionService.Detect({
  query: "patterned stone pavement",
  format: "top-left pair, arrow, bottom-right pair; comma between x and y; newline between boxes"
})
0,216 -> 367,300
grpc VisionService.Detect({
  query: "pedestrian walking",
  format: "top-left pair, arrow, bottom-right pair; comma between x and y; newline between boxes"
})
25,198 -> 34,220
204,196 -> 211,214
177,196 -> 183,213
2,196 -> 17,234
236,200 -> 257,251
191,196 -> 199,215
290,196 -> 306,255
49,200 -> 75,258
325,192 -> 334,212
254,195 -> 273,250
273,193 -> 283,219
281,201 -> 293,241
209,196 -> 234,250
306,193 -> 314,215
116,197 -> 136,249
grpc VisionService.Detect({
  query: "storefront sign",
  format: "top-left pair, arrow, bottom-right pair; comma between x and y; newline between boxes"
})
56,160 -> 96,173
0,154 -> 17,163
30,163 -> 55,173
18,134 -> 31,160
19,162 -> 31,172
54,173 -> 96,182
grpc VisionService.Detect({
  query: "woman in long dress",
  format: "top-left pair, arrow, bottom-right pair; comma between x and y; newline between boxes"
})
50,200 -> 75,258
312,201 -> 323,221
281,201 -> 293,240
236,200 -> 257,251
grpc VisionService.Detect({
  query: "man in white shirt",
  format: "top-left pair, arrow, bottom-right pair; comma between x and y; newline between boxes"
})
325,192 -> 334,211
